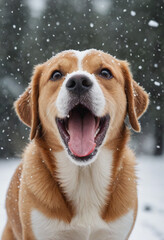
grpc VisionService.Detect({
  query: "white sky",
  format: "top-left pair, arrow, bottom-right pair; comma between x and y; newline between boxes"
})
27,0 -> 111,17
27,0 -> 47,17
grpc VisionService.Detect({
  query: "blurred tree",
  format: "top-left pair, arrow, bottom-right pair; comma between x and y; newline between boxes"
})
0,0 -> 31,157
0,0 -> 31,80
0,0 -> 163,158
37,0 -> 75,60
37,0 -> 100,59
103,0 -> 164,155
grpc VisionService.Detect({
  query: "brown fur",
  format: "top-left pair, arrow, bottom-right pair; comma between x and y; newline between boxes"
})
2,50 -> 149,240
121,61 -> 149,131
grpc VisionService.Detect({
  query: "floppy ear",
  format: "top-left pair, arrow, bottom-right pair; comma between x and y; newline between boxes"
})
121,61 -> 149,132
14,65 -> 42,140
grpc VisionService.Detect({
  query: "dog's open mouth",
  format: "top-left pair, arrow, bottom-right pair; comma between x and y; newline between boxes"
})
56,104 -> 110,162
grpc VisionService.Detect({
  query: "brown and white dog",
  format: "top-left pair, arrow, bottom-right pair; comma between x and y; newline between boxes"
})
2,49 -> 149,240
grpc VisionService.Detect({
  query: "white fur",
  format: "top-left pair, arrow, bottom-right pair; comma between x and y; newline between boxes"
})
31,149 -> 134,239
55,69 -> 106,165
107,210 -> 134,240
55,49 -> 105,118
55,50 -> 106,165
54,49 -> 95,70
55,148 -> 113,217
73,49 -> 92,70
56,70 -> 105,118
31,208 -> 133,240
65,144 -> 100,166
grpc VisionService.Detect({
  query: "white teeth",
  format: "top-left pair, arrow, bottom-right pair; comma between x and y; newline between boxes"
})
67,114 -> 70,118
95,127 -> 100,137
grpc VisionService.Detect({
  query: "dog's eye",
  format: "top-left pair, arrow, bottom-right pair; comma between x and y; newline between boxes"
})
51,71 -> 63,81
99,69 -> 113,79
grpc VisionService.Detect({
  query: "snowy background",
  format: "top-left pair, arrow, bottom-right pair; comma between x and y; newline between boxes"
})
0,156 -> 164,239
0,0 -> 163,158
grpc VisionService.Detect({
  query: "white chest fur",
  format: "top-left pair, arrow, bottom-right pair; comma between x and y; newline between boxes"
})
31,209 -> 134,240
55,149 -> 113,223
31,149 -> 134,240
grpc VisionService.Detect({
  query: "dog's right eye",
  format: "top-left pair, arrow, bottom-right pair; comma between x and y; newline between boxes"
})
51,71 -> 63,81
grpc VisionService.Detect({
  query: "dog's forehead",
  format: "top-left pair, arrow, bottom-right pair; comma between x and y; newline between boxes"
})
47,49 -> 118,70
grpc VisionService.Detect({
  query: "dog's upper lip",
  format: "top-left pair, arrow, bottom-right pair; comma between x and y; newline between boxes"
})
65,97 -> 94,118
56,104 -> 110,161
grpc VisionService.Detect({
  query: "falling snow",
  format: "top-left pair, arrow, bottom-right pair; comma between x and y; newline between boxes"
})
148,20 -> 159,28
156,106 -> 161,110
90,22 -> 94,28
130,11 -> 136,16
154,81 -> 161,86
0,3 -> 163,239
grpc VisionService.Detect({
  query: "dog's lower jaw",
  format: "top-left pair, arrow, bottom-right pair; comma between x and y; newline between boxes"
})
66,148 -> 99,166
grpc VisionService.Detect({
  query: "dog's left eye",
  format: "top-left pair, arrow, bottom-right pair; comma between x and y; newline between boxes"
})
99,69 -> 113,79
51,71 -> 63,81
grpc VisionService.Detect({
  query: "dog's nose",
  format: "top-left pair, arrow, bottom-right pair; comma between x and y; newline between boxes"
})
66,74 -> 93,95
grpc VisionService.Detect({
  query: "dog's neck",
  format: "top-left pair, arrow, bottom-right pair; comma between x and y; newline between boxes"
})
34,125 -> 130,220
54,148 -> 113,223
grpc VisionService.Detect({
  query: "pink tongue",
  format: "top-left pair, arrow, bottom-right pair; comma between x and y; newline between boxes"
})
68,110 -> 96,157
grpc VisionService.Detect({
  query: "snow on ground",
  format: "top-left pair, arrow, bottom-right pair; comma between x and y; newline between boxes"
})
0,156 -> 164,239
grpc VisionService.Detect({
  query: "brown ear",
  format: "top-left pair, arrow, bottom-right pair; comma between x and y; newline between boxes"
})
14,65 -> 42,140
121,61 -> 149,132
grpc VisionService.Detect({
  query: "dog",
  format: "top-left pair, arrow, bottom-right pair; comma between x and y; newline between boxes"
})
2,49 -> 149,240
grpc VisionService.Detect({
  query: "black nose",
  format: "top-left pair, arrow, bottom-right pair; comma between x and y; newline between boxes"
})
66,74 -> 93,95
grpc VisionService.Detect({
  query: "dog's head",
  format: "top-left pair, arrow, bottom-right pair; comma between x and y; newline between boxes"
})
15,49 -> 149,165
